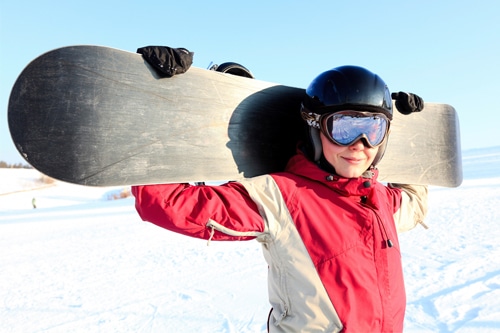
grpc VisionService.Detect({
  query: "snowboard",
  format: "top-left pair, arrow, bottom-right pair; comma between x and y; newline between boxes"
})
8,45 -> 462,187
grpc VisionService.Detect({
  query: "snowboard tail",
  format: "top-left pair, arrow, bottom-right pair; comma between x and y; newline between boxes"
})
8,46 -> 462,187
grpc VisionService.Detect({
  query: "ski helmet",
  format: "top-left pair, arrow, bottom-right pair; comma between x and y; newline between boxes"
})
301,65 -> 393,167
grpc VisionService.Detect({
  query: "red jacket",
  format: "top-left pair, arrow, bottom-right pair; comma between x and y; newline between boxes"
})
133,152 -> 415,332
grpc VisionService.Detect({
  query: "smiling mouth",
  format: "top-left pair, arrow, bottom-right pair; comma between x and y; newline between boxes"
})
342,157 -> 365,164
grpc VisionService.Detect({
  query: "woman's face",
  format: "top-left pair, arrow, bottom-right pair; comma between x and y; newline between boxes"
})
320,132 -> 379,178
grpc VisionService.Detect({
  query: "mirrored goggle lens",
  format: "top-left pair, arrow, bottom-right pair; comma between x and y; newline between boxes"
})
322,112 -> 389,147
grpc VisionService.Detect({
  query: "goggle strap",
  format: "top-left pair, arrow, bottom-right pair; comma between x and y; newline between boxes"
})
300,111 -> 321,129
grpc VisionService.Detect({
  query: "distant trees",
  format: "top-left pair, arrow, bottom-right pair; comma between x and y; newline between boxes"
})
0,161 -> 32,168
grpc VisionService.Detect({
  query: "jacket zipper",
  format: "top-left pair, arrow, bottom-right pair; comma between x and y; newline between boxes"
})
360,199 -> 393,249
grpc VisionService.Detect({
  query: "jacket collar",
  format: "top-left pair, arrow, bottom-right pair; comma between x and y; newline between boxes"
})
284,151 -> 379,198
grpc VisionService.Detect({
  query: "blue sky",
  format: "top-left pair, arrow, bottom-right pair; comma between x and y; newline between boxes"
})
1,0 -> 499,164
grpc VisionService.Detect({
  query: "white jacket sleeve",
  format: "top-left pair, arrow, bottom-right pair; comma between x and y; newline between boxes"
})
389,183 -> 429,233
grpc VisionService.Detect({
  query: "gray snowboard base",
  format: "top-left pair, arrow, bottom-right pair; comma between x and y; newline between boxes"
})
8,46 -> 462,187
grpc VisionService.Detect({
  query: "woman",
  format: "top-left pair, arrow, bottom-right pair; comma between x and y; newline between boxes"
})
132,65 -> 428,332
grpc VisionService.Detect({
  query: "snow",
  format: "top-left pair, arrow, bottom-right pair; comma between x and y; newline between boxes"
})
1,147 -> 500,333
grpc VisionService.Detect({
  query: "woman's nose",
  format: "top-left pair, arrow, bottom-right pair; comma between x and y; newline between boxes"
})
349,139 -> 366,150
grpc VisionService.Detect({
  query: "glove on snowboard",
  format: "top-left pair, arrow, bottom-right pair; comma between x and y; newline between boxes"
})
391,92 -> 424,115
137,46 -> 194,77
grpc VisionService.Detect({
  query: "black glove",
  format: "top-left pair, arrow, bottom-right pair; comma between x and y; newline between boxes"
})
391,92 -> 424,115
137,46 -> 194,77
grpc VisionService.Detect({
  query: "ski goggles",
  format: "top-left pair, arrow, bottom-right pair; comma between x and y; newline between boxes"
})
320,111 -> 390,148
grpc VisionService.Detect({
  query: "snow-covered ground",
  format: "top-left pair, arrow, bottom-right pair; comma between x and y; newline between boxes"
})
1,147 -> 499,333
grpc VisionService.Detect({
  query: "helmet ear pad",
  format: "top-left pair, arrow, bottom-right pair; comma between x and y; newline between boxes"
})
309,127 -> 323,162
371,135 -> 389,167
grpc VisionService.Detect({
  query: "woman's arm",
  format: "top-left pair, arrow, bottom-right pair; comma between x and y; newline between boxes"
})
132,182 -> 265,240
389,183 -> 429,233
